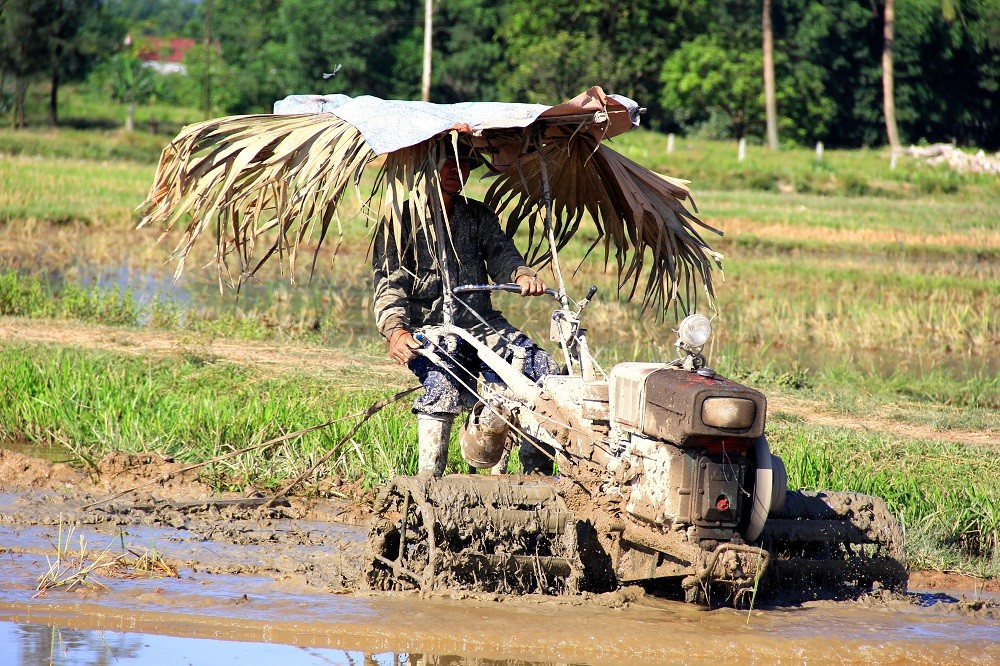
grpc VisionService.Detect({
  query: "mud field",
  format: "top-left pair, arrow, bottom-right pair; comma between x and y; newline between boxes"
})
0,448 -> 998,665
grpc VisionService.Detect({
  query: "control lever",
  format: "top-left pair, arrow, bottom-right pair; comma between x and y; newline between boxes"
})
577,285 -> 598,314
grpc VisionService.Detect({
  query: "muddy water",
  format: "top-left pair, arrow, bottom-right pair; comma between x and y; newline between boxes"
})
0,501 -> 997,665
1,563 -> 998,664
1,622 -> 405,666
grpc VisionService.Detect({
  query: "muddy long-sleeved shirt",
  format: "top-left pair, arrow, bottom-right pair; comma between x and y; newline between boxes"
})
372,198 -> 536,339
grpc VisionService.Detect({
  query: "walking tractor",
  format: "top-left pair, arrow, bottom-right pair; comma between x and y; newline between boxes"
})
137,87 -> 907,604
363,286 -> 907,602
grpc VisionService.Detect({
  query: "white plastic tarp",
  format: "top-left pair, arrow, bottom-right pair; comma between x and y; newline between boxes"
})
273,88 -> 639,155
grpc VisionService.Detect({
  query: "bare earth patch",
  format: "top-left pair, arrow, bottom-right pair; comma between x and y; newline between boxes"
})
0,316 -> 403,390
768,395 -> 997,447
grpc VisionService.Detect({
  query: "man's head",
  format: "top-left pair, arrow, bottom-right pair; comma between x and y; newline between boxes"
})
439,158 -> 473,197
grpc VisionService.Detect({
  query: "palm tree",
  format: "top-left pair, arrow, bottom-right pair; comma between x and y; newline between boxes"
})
763,0 -> 779,151
882,0 -> 901,150
105,54 -> 155,132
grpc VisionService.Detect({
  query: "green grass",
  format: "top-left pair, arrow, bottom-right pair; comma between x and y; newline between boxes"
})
0,343 -> 426,491
768,418 -> 1000,576
613,129 -> 1000,202
0,155 -> 155,225
0,271 -> 145,325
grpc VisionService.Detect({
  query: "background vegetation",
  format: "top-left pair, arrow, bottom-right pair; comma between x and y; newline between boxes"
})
2,0 -> 999,148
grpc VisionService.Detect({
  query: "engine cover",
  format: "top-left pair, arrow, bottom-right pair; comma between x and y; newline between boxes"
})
610,363 -> 766,445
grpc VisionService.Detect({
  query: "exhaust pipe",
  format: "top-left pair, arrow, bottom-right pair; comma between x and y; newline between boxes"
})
460,401 -> 510,469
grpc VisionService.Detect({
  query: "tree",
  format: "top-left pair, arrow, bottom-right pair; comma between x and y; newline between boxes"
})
278,0 -> 420,98
763,0 -> 778,150
496,0 -> 698,124
660,36 -> 765,139
0,0 -> 119,127
431,0 -> 503,102
421,0 -> 431,101
0,0 -> 56,126
102,52 -> 155,131
213,0 -> 288,114
105,0 -> 201,37
882,0 -> 901,150
46,0 -> 116,125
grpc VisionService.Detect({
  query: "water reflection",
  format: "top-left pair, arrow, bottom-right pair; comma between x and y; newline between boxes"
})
4,622 -> 413,666
1,622 -> 578,666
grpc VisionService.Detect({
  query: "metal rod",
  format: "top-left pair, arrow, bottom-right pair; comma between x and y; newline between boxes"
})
536,138 -> 569,311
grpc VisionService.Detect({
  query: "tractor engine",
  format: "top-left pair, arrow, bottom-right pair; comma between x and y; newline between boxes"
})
608,363 -> 782,551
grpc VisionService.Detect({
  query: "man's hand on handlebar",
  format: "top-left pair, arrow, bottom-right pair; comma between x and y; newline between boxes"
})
515,274 -> 548,297
388,329 -> 422,365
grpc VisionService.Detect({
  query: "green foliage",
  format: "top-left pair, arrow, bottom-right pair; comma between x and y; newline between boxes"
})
0,344 -> 419,489
104,0 -> 201,38
0,271 -> 141,325
498,30 -> 615,104
0,0 -> 55,80
46,0 -> 996,148
276,0 -> 421,98
660,35 -> 765,139
99,53 -> 156,106
432,0 -> 504,102
769,423 -> 1000,572
212,0 -> 289,114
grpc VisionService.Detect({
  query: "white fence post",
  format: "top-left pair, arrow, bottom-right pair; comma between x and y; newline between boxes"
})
738,137 -> 746,162
667,133 -> 675,154
815,141 -> 824,161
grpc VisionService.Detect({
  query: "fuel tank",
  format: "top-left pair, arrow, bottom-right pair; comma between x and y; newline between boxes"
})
609,363 -> 767,445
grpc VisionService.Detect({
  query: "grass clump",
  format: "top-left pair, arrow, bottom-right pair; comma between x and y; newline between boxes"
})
0,271 -> 142,326
768,420 -> 1000,577
0,343 -> 418,490
36,520 -> 112,595
35,518 -> 178,597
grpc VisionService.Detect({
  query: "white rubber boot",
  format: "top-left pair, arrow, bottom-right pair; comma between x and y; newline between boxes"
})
417,414 -> 453,476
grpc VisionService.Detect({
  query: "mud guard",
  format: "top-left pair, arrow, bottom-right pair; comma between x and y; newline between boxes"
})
743,436 -> 786,544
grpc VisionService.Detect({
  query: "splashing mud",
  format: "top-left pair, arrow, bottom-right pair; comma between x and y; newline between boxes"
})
0,449 -> 998,665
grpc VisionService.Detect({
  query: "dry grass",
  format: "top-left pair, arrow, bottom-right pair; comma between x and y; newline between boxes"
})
35,520 -> 112,595
718,217 -> 1000,252
34,518 -> 178,596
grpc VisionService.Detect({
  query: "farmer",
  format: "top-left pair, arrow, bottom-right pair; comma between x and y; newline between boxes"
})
372,155 -> 558,476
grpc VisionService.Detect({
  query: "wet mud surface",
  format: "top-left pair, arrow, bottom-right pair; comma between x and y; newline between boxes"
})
1,448 -> 999,665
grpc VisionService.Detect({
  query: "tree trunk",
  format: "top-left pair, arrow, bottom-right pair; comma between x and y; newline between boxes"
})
763,0 -> 779,151
203,0 -> 214,117
14,78 -> 28,128
126,103 -> 135,132
421,0 -> 433,101
882,0 -> 901,150
49,68 -> 60,126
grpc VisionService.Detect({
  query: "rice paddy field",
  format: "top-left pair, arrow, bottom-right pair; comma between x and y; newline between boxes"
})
1,87 -> 998,580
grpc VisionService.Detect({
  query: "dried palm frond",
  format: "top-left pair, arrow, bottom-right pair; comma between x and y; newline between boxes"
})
138,96 -> 721,316
484,130 -> 722,316
137,113 -> 375,290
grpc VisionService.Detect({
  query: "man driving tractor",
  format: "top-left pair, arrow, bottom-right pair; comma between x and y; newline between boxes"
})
372,155 -> 558,476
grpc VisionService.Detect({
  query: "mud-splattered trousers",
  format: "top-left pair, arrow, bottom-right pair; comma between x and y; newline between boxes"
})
372,198 -> 559,416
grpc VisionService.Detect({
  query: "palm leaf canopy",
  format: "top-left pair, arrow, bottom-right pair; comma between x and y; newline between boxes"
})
138,86 -> 722,315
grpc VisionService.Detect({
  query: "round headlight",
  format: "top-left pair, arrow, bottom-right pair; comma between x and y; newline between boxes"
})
678,314 -> 712,348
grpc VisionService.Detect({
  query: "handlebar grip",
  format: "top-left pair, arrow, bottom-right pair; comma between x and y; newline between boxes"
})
585,285 -> 598,301
452,283 -> 560,300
